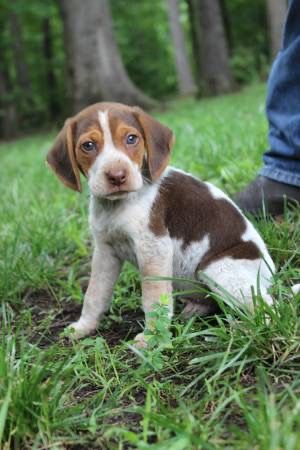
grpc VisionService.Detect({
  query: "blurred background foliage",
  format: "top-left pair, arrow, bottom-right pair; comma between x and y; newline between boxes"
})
112,0 -> 179,98
114,0 -> 269,93
0,0 -> 284,137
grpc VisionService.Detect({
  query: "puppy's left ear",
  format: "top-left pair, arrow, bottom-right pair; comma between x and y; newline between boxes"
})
46,119 -> 82,192
134,107 -> 174,181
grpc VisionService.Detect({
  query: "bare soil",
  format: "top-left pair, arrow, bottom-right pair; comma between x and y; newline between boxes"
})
22,288 -> 144,348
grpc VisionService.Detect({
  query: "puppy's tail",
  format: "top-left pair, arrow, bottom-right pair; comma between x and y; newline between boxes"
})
291,283 -> 300,295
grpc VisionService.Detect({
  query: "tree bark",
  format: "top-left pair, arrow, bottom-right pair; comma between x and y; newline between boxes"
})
43,17 -> 61,120
0,66 -> 18,139
59,0 -> 156,114
187,0 -> 234,96
0,11 -> 19,139
187,0 -> 201,88
8,11 -> 32,96
166,0 -> 196,96
219,0 -> 232,54
266,0 -> 287,59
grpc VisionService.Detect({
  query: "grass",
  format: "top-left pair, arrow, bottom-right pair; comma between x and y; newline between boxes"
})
0,83 -> 300,449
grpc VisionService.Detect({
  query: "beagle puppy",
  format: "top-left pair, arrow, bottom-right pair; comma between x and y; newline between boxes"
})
47,102 -> 278,346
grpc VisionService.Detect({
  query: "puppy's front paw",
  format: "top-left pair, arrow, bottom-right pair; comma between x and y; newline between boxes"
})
133,332 -> 148,349
66,320 -> 96,339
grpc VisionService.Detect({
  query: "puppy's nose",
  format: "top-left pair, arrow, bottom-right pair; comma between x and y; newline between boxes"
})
105,169 -> 127,186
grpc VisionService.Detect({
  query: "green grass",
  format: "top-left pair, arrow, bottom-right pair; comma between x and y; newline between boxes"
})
0,83 -> 300,449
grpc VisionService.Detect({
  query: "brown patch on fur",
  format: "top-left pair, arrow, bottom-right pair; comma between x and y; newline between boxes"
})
149,170 -> 261,267
47,105 -> 105,190
149,202 -> 168,236
134,107 -> 174,181
198,240 -> 261,270
75,127 -> 104,176
108,109 -> 146,168
47,119 -> 82,192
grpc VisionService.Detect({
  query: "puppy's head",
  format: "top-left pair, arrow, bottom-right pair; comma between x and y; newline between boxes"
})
46,103 -> 174,199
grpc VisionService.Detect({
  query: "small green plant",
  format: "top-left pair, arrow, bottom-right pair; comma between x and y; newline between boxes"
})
144,294 -> 173,349
129,294 -> 173,371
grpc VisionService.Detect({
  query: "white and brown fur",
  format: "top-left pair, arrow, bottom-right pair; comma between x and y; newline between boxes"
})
46,102 -> 298,347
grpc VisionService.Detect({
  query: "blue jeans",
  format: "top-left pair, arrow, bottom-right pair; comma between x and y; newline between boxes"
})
260,0 -> 300,187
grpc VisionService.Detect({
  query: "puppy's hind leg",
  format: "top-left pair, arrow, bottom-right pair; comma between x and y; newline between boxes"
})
199,257 -> 273,312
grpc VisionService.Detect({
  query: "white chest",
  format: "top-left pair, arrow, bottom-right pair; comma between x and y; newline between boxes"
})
89,188 -> 159,266
107,232 -> 138,266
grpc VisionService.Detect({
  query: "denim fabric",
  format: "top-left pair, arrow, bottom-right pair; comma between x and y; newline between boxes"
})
260,0 -> 300,187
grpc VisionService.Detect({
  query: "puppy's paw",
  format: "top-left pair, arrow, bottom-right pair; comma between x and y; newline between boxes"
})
66,320 -> 96,339
133,332 -> 148,349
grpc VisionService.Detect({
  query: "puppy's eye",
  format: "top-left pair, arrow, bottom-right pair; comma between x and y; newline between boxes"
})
126,134 -> 139,145
81,141 -> 96,152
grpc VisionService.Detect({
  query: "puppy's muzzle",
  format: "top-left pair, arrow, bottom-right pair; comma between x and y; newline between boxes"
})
105,169 -> 127,187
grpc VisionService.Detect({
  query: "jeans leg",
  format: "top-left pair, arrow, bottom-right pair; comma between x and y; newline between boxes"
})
260,0 -> 300,187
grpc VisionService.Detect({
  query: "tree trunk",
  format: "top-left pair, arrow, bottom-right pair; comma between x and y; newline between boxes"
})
43,17 -> 61,120
0,10 -> 18,140
219,0 -> 233,54
187,0 -> 234,96
59,0 -> 156,114
0,66 -> 18,139
266,0 -> 287,59
9,11 -> 32,96
166,0 -> 196,96
186,0 -> 201,89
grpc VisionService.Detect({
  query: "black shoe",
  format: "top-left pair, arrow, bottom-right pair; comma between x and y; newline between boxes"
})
234,176 -> 300,216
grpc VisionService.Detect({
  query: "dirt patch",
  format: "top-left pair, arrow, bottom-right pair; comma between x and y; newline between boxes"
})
239,367 -> 257,388
223,407 -> 248,435
73,383 -> 101,401
21,288 -> 81,346
65,439 -> 136,450
21,288 -> 144,348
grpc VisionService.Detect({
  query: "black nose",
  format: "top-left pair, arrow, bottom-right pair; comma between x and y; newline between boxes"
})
105,169 -> 127,186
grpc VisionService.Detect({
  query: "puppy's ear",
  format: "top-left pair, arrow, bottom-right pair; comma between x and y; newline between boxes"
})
134,107 -> 174,181
46,119 -> 82,192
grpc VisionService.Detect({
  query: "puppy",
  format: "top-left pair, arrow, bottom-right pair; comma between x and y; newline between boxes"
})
47,102 -> 277,346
